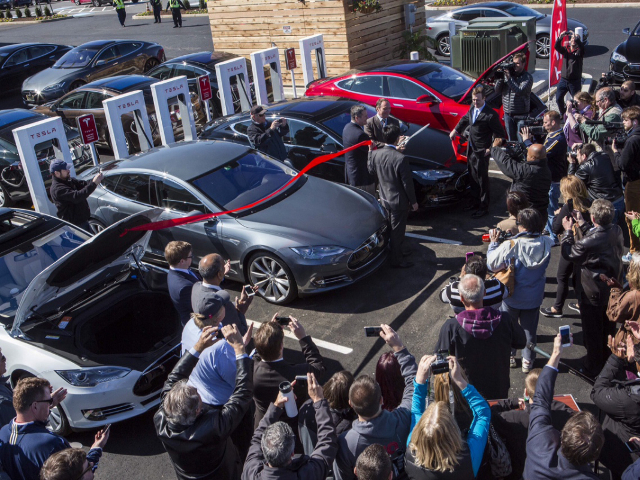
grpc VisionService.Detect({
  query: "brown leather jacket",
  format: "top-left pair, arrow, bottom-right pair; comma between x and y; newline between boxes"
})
607,288 -> 640,324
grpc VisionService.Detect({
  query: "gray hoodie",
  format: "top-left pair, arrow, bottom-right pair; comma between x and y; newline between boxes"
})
333,348 -> 417,480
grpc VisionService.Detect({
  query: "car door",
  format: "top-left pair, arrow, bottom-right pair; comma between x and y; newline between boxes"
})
337,74 -> 384,108
97,173 -> 155,226
1,47 -> 32,93
115,42 -> 145,75
55,91 -> 87,127
149,176 -> 226,262
87,45 -> 122,82
25,45 -> 58,79
385,75 -> 449,127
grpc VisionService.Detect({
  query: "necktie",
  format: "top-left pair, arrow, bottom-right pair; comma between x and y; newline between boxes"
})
472,109 -> 479,124
381,118 -> 386,128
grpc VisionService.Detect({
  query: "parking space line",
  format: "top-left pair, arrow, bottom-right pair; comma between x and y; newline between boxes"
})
405,232 -> 462,245
246,319 -> 353,355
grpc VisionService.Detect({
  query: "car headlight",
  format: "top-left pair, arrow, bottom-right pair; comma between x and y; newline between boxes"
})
611,52 -> 627,63
56,367 -> 131,387
42,82 -> 65,92
291,246 -> 346,259
413,169 -> 455,180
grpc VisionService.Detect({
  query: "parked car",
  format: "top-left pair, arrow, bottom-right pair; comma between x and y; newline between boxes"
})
22,40 -> 165,106
0,207 -> 183,435
82,140 -> 389,304
0,109 -> 93,208
146,51 -> 271,118
425,1 -> 588,58
0,44 -> 72,94
73,0 -> 113,5
305,43 -> 546,134
33,75 -> 206,155
609,21 -> 640,86
200,97 -> 469,209
0,0 -> 32,9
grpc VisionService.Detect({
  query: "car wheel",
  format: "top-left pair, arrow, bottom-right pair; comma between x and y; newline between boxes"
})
144,58 -> 159,72
68,80 -> 84,92
88,218 -> 106,235
48,406 -> 71,437
92,0 -> 99,5
536,34 -> 551,59
0,184 -> 14,208
436,34 -> 451,57
248,252 -> 298,304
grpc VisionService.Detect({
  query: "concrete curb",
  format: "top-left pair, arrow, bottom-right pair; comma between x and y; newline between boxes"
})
0,15 -> 71,26
427,2 -> 639,9
131,11 -> 208,18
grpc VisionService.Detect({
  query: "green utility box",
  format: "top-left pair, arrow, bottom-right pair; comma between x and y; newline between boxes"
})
469,16 -> 537,71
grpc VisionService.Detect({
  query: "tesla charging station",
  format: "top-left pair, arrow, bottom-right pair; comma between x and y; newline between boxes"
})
150,75 -> 197,146
250,47 -> 285,105
12,116 -> 76,215
299,34 -> 327,86
215,57 -> 252,116
103,90 -> 153,160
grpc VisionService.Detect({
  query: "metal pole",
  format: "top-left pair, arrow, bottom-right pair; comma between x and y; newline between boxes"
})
89,143 -> 99,167
449,21 -> 456,65
291,70 -> 297,99
204,99 -> 212,123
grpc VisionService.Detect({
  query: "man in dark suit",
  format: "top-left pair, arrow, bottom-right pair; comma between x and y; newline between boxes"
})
191,253 -> 254,336
343,104 -> 376,195
165,241 -> 200,326
367,125 -> 417,268
364,98 -> 400,149
450,85 -> 505,218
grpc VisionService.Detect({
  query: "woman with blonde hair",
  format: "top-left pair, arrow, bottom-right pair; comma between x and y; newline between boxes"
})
541,175 -> 593,318
565,91 -> 596,148
405,355 -> 490,480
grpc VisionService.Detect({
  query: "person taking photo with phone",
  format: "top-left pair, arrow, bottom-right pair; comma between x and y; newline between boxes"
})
554,30 -> 585,117
247,105 -> 289,161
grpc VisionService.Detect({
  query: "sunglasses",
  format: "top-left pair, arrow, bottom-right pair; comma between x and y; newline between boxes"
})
34,398 -> 54,406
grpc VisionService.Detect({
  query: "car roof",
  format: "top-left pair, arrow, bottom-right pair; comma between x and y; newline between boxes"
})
457,1 -> 517,9
340,60 -> 443,77
83,75 -> 155,92
75,40 -> 117,49
218,96 -> 363,122
108,140 -> 252,181
0,109 -> 44,129
165,51 -> 238,68
0,43 -> 54,54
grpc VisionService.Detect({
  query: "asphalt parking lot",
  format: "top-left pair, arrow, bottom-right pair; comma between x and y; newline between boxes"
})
0,5 -> 637,478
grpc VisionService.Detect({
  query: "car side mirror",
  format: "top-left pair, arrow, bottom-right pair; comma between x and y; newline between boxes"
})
623,28 -> 630,35
321,143 -> 338,153
188,209 -> 205,216
95,60 -> 107,67
416,94 -> 439,105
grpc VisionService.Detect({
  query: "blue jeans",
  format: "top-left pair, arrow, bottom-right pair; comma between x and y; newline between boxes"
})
556,78 -> 582,116
502,303 -> 539,363
503,113 -> 519,141
546,182 -> 561,242
613,196 -> 625,227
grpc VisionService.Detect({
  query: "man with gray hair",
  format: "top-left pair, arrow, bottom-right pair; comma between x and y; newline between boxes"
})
343,104 -> 376,195
436,273 -> 526,399
155,324 -> 253,480
242,372 -> 338,480
561,198 -> 624,377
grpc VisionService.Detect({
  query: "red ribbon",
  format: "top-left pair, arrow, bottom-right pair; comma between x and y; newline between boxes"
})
121,139 -> 372,235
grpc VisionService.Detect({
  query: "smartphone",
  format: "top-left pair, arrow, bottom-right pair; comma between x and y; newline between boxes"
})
626,440 -> 640,453
295,375 -> 308,382
102,423 -> 111,435
276,316 -> 291,326
560,325 -> 571,347
243,285 -> 255,297
364,326 -> 383,337
466,252 -> 475,262
216,322 -> 224,339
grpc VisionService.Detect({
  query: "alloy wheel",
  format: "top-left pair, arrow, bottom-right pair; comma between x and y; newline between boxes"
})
249,255 -> 293,304
437,35 -> 451,56
536,35 -> 551,59
88,219 -> 105,235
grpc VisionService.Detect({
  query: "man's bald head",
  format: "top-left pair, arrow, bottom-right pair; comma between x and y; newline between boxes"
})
527,144 -> 547,162
199,253 -> 225,283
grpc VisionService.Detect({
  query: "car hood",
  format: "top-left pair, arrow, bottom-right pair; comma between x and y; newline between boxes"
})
22,67 -> 84,91
235,176 -> 385,249
617,35 -> 640,63
459,42 -> 530,104
12,208 -> 161,334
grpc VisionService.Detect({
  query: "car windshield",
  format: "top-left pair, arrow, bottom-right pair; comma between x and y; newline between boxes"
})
500,4 -> 544,20
0,223 -> 89,319
414,65 -> 475,102
191,152 -> 298,211
321,105 -> 377,136
54,46 -> 101,68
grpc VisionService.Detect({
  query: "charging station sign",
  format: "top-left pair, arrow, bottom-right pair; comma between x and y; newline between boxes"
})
77,114 -> 99,144
286,48 -> 297,70
197,75 -> 213,102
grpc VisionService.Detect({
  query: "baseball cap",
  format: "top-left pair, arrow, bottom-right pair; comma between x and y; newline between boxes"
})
50,159 -> 71,174
198,294 -> 225,319
250,105 -> 268,115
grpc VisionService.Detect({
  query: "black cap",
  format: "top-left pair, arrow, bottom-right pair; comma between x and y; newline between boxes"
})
50,159 -> 72,174
198,294 -> 225,318
250,105 -> 268,115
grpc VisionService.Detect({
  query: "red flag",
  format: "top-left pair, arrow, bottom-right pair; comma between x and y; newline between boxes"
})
549,0 -> 568,89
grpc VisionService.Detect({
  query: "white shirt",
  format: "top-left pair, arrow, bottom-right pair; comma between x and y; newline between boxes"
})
377,115 -> 389,128
170,266 -> 198,279
202,282 -> 222,291
181,319 -> 202,355
472,104 -> 485,124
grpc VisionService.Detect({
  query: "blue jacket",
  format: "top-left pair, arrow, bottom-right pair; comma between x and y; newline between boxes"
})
0,420 -> 101,480
623,457 -> 640,480
407,380 -> 490,476
167,269 -> 200,326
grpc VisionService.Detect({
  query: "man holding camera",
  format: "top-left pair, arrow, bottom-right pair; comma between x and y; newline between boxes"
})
574,87 -> 622,164
495,52 -> 533,141
554,30 -> 585,117
248,105 -> 289,161
614,106 -> 640,260
521,111 -> 568,244
450,85 -> 505,218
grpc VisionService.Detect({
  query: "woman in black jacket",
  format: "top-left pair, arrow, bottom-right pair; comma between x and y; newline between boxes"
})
541,175 -> 592,318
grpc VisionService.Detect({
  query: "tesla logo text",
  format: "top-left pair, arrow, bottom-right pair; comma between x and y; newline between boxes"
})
117,100 -> 140,110
30,127 -> 56,139
226,65 -> 244,73
164,85 -> 184,94
308,41 -> 322,48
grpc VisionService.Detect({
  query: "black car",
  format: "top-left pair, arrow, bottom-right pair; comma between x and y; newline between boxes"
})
0,109 -> 93,207
0,43 -> 72,94
200,97 -> 469,208
146,51 -> 271,118
609,21 -> 640,85
22,40 -> 166,106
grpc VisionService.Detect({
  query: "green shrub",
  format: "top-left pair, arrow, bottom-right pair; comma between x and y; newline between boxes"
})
43,5 -> 51,16
35,6 -> 42,16
183,0 -> 190,9
24,7 -> 31,16
0,10 -> 5,19
15,8 -> 22,17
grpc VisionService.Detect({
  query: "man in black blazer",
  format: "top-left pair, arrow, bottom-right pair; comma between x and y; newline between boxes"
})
450,85 -> 505,218
165,241 -> 201,326
343,104 -> 376,195
364,98 -> 400,149
367,125 -> 418,268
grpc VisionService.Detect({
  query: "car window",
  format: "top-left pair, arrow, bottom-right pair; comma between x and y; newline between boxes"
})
173,64 -> 198,79
58,92 -> 86,110
349,76 -> 384,96
4,49 -> 30,67
153,178 -> 204,213
231,121 -> 251,136
320,105 -> 377,136
284,119 -> 334,150
27,45 -> 56,59
96,45 -> 120,63
101,174 -> 119,192
414,64 -> 474,102
387,77 -> 429,100
148,65 -> 174,81
113,174 -> 151,204
117,42 -> 142,57
336,78 -> 355,91
85,91 -> 111,109
452,10 -> 481,21
482,9 -> 508,17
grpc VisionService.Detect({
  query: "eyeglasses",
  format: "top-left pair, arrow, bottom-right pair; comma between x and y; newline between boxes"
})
33,398 -> 54,406
74,463 -> 97,480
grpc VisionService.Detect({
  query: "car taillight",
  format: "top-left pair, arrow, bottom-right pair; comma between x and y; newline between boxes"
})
158,48 -> 165,61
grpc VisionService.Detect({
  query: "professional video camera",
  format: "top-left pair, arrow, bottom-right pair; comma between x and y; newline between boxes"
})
583,119 -> 627,149
481,228 -> 514,243
500,140 -> 528,161
495,60 -> 516,79
597,71 -> 617,89
514,115 -> 546,137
